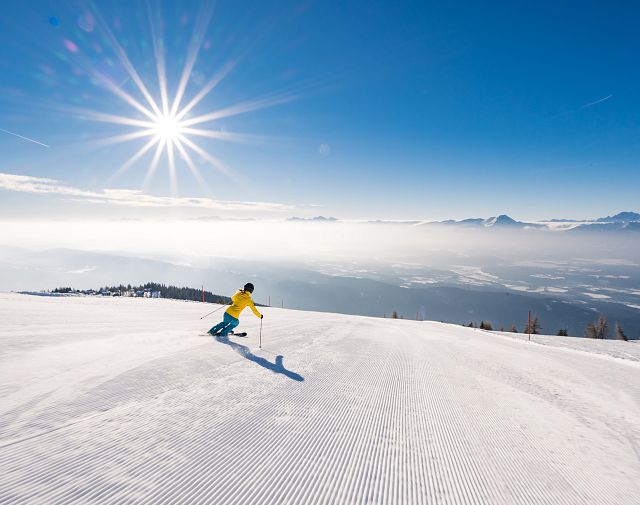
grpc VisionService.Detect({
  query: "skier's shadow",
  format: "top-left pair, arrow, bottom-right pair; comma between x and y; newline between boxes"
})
215,335 -> 304,382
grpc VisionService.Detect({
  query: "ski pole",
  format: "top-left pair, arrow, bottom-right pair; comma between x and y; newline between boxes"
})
199,304 -> 226,320
259,316 -> 263,349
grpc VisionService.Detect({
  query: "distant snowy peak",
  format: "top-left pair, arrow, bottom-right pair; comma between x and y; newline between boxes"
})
432,211 -> 640,232
595,211 -> 640,223
436,214 -> 539,228
283,211 -> 640,231
570,221 -> 640,233
567,211 -> 640,232
287,216 -> 338,222
483,214 -> 519,227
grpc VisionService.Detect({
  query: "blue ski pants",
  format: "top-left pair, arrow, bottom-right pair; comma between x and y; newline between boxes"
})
209,312 -> 239,336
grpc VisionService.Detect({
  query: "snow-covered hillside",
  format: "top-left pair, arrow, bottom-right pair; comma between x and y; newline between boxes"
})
1,293 -> 639,504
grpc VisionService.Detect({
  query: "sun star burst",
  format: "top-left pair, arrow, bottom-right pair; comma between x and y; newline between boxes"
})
74,2 -> 294,194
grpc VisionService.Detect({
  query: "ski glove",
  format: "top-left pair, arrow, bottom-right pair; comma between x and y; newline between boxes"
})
260,314 -> 264,319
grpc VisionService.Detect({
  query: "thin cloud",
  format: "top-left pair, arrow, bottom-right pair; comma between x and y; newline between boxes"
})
581,94 -> 612,109
0,172 -> 291,212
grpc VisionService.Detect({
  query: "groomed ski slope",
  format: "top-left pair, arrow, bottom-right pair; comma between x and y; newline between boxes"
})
1,293 -> 639,505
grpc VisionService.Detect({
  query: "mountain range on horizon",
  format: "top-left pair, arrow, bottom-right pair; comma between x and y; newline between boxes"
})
429,211 -> 640,231
285,211 -> 640,231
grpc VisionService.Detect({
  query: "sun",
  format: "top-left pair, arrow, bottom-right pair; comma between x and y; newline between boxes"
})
152,114 -> 183,143
70,2 -> 295,193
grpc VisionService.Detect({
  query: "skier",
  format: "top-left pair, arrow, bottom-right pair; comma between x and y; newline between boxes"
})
208,283 -> 263,337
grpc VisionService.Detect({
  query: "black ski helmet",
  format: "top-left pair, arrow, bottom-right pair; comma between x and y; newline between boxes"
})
243,282 -> 254,293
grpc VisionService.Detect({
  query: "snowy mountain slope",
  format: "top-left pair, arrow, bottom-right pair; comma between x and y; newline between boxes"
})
1,293 -> 639,504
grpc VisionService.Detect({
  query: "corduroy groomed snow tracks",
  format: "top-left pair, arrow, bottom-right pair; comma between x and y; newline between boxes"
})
1,294 -> 639,504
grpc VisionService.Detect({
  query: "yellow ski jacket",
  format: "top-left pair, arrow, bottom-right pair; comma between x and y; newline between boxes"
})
225,289 -> 262,319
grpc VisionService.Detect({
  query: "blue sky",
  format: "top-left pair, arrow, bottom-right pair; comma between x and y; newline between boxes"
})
1,0 -> 639,221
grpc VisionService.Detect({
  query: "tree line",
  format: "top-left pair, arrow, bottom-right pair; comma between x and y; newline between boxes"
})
468,314 -> 629,340
387,309 -> 633,340
53,283 -> 232,305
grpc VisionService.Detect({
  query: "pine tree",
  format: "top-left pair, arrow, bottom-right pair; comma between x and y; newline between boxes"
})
614,323 -> 628,341
595,315 -> 608,339
523,316 -> 541,334
557,328 -> 568,336
479,320 -> 493,330
467,322 -> 476,328
391,310 -> 398,319
509,324 -> 518,333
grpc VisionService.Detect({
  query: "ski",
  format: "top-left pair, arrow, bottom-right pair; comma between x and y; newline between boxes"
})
201,331 -> 248,337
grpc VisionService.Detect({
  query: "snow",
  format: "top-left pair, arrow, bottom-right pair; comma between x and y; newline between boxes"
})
583,292 -> 612,300
493,329 -> 640,363
451,266 -> 500,286
1,292 -> 639,504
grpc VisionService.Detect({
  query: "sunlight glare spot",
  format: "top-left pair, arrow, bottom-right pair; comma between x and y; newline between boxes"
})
153,114 -> 183,143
